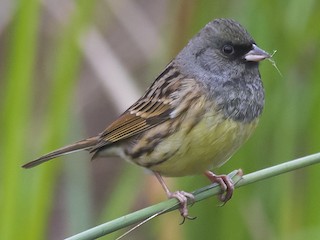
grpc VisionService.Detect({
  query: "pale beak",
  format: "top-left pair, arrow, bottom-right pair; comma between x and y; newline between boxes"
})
244,44 -> 270,62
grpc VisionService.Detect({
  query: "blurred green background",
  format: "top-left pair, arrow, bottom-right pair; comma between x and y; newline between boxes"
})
1,0 -> 320,239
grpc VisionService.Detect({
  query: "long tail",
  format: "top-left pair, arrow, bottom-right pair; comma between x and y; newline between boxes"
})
22,136 -> 99,168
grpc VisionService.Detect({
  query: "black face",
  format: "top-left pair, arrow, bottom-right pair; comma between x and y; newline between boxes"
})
209,18 -> 257,63
220,42 -> 254,61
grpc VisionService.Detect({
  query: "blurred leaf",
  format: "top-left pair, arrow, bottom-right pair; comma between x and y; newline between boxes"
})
0,0 -> 40,239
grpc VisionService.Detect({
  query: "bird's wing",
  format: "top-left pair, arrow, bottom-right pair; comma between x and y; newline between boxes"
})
91,63 -> 184,151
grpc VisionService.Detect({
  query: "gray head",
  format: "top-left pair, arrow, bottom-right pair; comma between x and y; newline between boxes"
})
175,18 -> 270,122
175,18 -> 269,79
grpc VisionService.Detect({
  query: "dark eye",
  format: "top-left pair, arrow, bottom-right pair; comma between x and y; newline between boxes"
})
222,45 -> 234,55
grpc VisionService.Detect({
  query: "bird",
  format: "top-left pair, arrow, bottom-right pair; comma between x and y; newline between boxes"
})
23,18 -> 270,219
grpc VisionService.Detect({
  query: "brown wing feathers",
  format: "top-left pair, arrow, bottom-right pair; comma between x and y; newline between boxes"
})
91,63 -> 182,151
23,63 -> 185,167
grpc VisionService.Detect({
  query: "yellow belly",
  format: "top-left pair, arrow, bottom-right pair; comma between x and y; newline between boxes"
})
146,113 -> 258,177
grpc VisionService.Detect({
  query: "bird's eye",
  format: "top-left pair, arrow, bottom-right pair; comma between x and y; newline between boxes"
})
222,45 -> 234,55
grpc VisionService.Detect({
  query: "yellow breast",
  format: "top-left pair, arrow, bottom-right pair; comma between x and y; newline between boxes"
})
145,113 -> 258,177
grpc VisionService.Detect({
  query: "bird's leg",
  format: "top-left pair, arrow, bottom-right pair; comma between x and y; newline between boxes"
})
204,170 -> 241,204
153,171 -> 195,219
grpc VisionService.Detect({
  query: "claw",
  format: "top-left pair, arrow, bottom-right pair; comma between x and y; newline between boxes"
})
204,170 -> 241,204
168,190 -> 195,219
153,172 -> 196,221
180,214 -> 197,225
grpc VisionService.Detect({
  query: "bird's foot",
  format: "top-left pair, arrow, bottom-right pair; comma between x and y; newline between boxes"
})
167,190 -> 196,223
204,170 -> 243,204
153,171 -> 196,223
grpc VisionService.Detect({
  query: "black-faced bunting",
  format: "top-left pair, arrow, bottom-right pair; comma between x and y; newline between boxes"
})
23,18 -> 270,218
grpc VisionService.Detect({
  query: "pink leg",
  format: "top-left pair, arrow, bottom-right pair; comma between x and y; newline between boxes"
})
204,170 -> 241,203
153,171 -> 194,218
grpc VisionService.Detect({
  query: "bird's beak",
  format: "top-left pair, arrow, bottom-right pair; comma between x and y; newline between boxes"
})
244,44 -> 270,62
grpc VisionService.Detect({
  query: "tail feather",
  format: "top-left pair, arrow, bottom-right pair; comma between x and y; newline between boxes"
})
22,136 -> 99,168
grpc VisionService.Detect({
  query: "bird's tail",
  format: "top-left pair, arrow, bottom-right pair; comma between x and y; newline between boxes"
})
22,136 -> 99,168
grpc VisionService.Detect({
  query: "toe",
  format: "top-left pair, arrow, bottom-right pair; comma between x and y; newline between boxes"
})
204,171 -> 235,204
168,191 -> 195,219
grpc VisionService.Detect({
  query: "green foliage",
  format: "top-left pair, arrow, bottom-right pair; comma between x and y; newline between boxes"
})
0,1 -> 40,239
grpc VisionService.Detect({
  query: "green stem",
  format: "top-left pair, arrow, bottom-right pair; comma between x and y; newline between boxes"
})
66,152 -> 320,240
